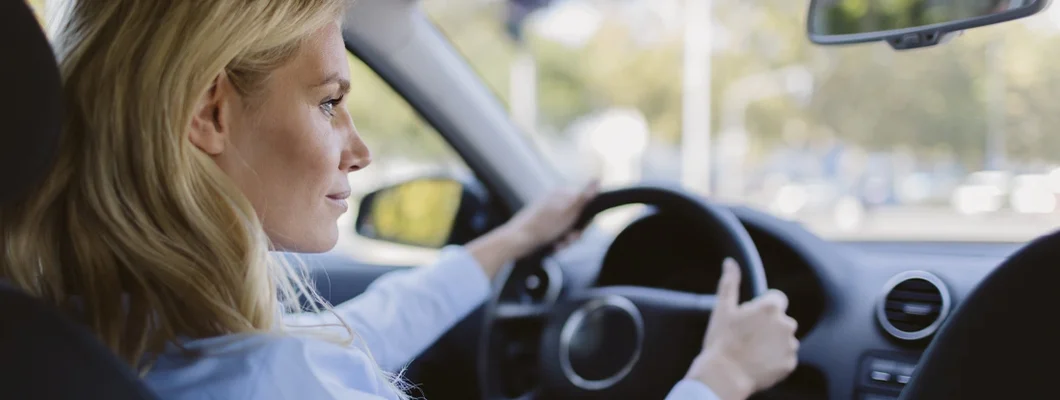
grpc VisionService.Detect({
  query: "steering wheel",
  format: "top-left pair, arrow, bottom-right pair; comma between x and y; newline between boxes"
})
479,184 -> 768,399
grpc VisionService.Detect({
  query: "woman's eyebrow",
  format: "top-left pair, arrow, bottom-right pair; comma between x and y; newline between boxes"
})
314,72 -> 350,93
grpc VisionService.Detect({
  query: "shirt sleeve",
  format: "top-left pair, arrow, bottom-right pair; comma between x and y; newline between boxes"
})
665,379 -> 722,400
285,246 -> 492,372
247,336 -> 394,400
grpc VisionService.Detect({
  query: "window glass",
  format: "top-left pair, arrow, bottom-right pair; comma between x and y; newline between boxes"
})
429,0 -> 1060,242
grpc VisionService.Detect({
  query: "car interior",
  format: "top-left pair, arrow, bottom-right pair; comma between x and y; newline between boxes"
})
3,0 -> 1060,399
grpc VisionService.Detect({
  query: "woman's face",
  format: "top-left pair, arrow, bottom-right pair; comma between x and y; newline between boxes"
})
193,22 -> 369,252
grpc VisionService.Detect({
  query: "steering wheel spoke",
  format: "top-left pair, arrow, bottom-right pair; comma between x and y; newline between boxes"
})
590,285 -> 717,312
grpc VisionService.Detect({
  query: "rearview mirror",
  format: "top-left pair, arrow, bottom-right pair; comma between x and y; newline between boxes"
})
355,177 -> 501,249
808,0 -> 1051,50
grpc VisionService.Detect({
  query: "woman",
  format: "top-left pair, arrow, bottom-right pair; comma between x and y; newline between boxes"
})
0,1 -> 798,399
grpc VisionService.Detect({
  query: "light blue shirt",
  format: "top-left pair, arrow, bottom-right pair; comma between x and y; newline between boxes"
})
145,246 -> 719,399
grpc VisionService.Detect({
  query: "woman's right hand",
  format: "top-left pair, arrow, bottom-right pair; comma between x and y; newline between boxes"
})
685,259 -> 800,400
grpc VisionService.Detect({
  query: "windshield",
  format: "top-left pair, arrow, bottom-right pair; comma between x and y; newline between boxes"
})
427,0 -> 1060,243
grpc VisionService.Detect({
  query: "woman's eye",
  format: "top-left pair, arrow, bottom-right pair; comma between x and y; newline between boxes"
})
320,96 -> 343,117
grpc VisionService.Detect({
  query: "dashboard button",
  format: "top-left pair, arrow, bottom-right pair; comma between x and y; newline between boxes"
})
870,371 -> 892,382
896,375 -> 911,384
862,394 -> 897,400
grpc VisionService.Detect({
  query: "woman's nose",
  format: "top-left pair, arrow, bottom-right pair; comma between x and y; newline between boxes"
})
341,132 -> 371,172
338,108 -> 370,172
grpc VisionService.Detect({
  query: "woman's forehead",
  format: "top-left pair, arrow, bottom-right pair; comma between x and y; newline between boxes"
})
281,23 -> 349,88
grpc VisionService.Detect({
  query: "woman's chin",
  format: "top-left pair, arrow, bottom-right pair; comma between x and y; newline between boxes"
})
269,225 -> 339,253
304,227 -> 340,253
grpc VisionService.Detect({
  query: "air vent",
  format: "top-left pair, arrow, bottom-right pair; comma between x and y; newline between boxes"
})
877,271 -> 951,341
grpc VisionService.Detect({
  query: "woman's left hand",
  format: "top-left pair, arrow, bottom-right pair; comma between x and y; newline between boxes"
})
504,180 -> 600,255
467,181 -> 599,278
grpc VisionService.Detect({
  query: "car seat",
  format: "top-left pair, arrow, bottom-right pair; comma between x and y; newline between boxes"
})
0,2 -> 156,399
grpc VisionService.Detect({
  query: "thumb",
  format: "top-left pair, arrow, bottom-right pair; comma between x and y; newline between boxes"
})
577,179 -> 600,204
715,258 -> 741,316
568,180 -> 599,219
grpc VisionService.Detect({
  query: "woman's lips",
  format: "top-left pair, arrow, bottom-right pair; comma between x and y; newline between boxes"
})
326,191 -> 350,212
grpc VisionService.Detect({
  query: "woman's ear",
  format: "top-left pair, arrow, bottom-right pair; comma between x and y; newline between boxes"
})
188,73 -> 236,155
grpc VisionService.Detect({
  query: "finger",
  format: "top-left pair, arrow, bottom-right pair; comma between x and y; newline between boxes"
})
771,289 -> 790,312
575,180 -> 600,205
582,179 -> 600,197
785,355 -> 799,372
568,229 -> 585,241
782,315 -> 798,334
715,258 -> 741,315
555,233 -> 578,251
558,188 -> 578,205
748,289 -> 789,314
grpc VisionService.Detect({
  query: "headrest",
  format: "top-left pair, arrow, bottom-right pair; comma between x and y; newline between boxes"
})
0,1 -> 62,205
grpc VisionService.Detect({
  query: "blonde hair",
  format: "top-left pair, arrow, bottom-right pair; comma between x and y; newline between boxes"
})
1,0 -> 408,397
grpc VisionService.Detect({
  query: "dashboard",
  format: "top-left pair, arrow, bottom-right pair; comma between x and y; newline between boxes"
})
306,204 -> 1023,400
578,206 -> 1021,399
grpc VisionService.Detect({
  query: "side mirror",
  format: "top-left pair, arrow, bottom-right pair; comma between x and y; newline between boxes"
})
355,177 -> 501,249
807,0 -> 1051,50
